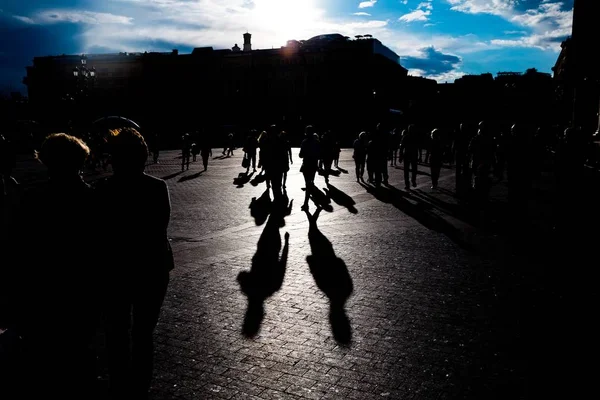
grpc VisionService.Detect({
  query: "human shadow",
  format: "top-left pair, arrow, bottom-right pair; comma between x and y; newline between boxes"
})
161,171 -> 183,180
409,189 -> 479,227
394,165 -> 431,176
360,183 -> 473,251
306,186 -> 334,212
178,170 -> 204,182
249,189 -> 272,226
213,155 -> 228,160
336,166 -> 349,174
250,173 -> 267,187
234,171 -> 254,188
324,183 -> 357,214
305,207 -> 353,345
237,212 -> 289,338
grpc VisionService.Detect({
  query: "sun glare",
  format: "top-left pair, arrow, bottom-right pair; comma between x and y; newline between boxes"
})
252,0 -> 324,44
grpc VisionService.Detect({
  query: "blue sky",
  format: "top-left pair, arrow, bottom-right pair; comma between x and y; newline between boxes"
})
0,0 -> 574,94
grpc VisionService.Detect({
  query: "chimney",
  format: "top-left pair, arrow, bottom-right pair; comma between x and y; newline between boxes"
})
243,32 -> 252,52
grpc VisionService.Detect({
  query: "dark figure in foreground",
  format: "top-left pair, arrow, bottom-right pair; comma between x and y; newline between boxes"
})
97,128 -> 174,400
19,133 -> 97,399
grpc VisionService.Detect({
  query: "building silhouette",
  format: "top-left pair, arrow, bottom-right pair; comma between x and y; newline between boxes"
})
24,33 -> 411,144
553,0 -> 600,135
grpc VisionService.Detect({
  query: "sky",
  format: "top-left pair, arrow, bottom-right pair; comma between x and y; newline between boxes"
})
0,0 -> 574,95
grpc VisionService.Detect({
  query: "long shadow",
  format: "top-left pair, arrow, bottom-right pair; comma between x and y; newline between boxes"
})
394,165 -> 431,176
336,167 -> 349,174
213,155 -> 228,160
250,173 -> 267,187
360,183 -> 473,251
237,209 -> 289,337
249,189 -> 272,226
308,186 -> 334,212
305,207 -> 353,345
161,171 -> 183,180
324,183 -> 358,214
234,171 -> 254,188
410,189 -> 478,227
178,170 -> 204,182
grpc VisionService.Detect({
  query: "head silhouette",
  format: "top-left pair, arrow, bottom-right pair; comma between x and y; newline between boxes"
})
38,133 -> 90,178
109,127 -> 148,175
305,125 -> 314,137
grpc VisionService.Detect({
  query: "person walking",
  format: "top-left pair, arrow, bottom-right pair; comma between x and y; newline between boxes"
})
97,128 -> 174,400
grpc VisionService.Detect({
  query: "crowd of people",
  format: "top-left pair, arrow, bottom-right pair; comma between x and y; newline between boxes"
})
0,117 -> 597,399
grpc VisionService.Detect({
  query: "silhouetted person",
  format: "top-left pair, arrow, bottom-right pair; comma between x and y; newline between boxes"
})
200,133 -> 212,171
333,136 -> 341,168
299,125 -> 321,211
96,128 -> 173,400
237,209 -> 289,337
181,133 -> 191,171
19,133 -> 97,399
390,128 -> 401,166
429,128 -> 444,189
400,124 -> 420,190
555,126 -> 587,234
226,133 -> 235,156
267,125 -> 286,199
320,131 -> 335,183
352,132 -> 367,182
277,130 -> 292,188
371,123 -> 389,186
456,122 -> 476,197
507,123 -> 534,244
468,121 -> 496,205
304,206 -> 353,344
243,129 -> 258,173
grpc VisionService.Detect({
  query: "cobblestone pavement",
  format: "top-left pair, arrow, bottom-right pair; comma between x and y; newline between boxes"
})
9,149 -> 576,399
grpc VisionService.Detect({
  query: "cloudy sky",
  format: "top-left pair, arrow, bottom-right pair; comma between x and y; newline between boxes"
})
0,0 -> 574,94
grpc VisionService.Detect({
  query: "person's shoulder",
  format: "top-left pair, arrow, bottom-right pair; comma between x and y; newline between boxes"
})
142,173 -> 167,187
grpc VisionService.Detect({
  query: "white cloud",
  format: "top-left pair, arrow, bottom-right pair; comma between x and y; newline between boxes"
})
81,0 -> 390,52
446,0 -> 517,17
446,0 -> 573,50
13,15 -> 35,24
353,12 -> 371,16
33,9 -> 133,25
399,9 -> 431,22
399,0 -> 433,23
358,1 -> 377,8
418,2 -> 433,10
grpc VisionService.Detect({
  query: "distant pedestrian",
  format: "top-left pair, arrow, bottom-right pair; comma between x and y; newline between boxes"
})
299,125 -> 321,211
353,132 -> 367,182
181,133 -> 191,171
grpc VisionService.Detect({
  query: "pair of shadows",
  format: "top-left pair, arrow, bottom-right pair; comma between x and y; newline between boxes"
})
249,189 -> 293,226
237,206 -> 353,345
160,170 -> 204,182
360,182 -> 474,251
234,171 -> 255,188
303,183 -> 358,214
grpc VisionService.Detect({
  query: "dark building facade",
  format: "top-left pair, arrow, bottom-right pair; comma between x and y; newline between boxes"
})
24,33 -> 410,145
553,0 -> 600,134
